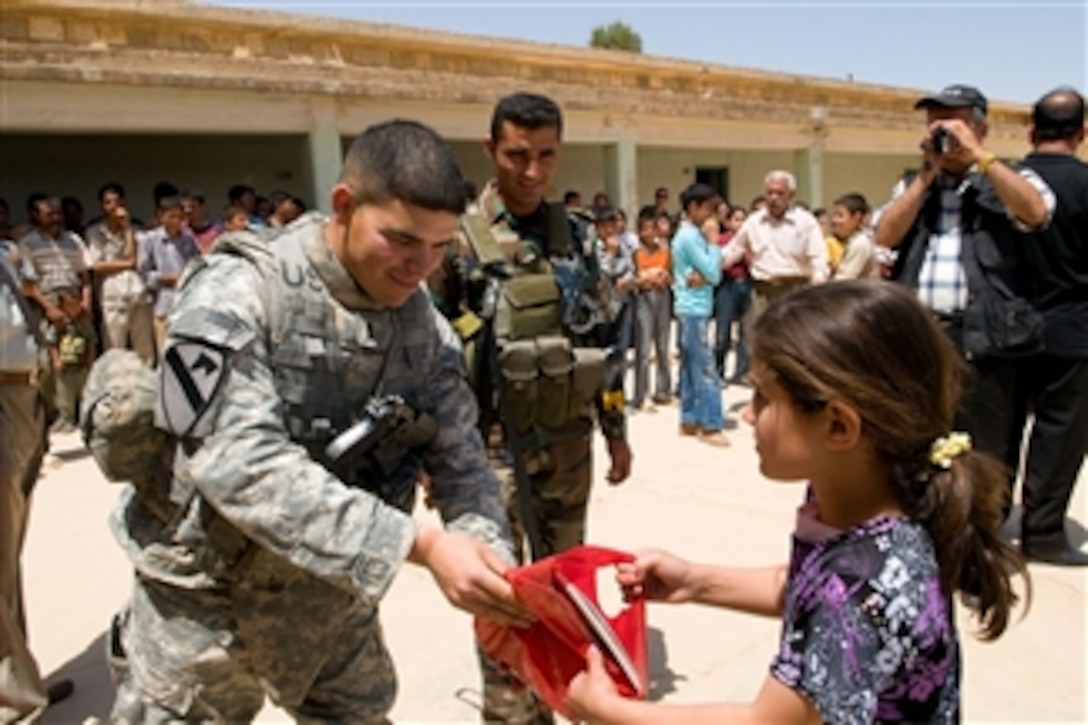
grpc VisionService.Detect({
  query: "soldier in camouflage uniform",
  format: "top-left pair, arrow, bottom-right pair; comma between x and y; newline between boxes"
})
448,93 -> 633,723
106,120 -> 529,723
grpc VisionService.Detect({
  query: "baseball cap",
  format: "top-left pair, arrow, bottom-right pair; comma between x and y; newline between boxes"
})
915,84 -> 988,116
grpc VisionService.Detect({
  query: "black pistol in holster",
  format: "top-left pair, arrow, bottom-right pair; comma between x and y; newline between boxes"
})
323,395 -> 437,486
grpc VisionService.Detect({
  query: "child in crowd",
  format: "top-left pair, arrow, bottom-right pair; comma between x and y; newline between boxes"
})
138,196 -> 200,352
630,206 -> 672,411
48,289 -> 96,428
568,281 -> 1029,723
594,207 -> 636,393
222,204 -> 250,234
830,193 -> 881,280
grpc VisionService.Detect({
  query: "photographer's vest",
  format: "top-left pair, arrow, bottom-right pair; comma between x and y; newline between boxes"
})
893,172 -> 1038,357
460,204 -> 611,436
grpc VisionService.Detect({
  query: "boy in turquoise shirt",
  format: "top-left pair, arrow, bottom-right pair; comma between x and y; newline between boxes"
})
671,184 -> 728,446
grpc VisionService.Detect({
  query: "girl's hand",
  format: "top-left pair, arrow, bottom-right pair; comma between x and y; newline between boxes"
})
568,646 -> 623,722
617,550 -> 698,604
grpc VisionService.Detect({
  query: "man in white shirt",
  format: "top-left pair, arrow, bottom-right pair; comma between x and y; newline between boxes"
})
721,170 -> 828,320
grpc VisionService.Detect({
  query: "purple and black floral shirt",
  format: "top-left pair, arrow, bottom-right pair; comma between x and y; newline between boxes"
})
771,502 -> 960,723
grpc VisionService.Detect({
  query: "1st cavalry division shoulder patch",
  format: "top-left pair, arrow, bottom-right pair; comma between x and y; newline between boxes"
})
161,342 -> 228,436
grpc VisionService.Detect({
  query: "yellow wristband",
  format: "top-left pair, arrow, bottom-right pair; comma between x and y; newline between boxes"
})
977,152 -> 997,175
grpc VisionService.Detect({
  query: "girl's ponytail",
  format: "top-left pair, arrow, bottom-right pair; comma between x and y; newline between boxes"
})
900,441 -> 1030,640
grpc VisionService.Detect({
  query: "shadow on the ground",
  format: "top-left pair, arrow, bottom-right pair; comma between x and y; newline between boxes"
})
647,625 -> 684,700
52,447 -> 92,464
44,631 -> 113,722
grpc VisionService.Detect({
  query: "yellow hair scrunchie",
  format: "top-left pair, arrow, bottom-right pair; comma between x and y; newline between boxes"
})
929,432 -> 972,469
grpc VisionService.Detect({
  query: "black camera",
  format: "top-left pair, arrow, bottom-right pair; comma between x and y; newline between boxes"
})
930,126 -> 953,155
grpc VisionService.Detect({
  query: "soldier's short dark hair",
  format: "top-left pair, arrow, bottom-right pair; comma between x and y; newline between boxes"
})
489,93 -> 563,142
1033,86 -> 1085,142
99,182 -> 125,202
679,183 -> 718,211
341,119 -> 467,215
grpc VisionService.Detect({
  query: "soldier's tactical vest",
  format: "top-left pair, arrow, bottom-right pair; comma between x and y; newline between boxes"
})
256,223 -> 438,510
82,222 -> 435,516
459,205 -> 610,434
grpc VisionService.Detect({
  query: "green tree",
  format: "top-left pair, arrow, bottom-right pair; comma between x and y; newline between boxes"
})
589,21 -> 642,53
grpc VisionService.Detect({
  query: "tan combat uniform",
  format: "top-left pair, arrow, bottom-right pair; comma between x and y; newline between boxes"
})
456,181 -> 627,723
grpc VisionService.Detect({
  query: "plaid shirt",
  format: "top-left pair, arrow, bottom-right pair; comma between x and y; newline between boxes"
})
878,168 -> 1055,314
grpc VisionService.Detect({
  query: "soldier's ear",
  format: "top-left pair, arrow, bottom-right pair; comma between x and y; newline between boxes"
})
329,184 -> 356,223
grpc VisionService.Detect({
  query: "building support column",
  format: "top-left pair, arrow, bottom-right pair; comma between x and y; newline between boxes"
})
795,107 -> 828,209
308,99 -> 342,213
604,135 -> 638,222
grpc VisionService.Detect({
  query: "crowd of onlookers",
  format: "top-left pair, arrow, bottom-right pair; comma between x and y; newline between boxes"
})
0,182 -> 308,441
565,173 -> 882,448
1,171 -> 880,452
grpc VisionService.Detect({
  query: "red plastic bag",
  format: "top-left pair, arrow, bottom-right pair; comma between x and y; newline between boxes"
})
475,545 -> 648,719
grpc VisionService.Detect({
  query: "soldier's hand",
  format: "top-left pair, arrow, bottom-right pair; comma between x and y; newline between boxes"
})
411,527 -> 534,627
605,438 -> 632,485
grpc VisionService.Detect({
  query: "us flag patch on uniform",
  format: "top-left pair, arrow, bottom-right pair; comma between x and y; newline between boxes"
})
161,342 -> 228,436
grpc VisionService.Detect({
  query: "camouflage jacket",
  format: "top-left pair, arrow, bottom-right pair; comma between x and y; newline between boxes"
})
112,216 -> 512,603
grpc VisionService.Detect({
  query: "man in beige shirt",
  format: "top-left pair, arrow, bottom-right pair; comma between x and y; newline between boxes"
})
722,170 -> 828,319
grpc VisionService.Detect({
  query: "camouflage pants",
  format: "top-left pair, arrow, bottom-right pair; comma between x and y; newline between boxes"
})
109,575 -> 396,724
478,427 -> 592,724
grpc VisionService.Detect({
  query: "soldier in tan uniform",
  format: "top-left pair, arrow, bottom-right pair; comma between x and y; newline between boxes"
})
104,120 -> 529,723
446,93 -> 633,723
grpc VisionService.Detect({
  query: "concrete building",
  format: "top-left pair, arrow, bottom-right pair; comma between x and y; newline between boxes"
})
2,0 -> 1037,222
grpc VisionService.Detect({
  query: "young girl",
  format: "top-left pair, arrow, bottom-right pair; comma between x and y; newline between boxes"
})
568,280 -> 1028,723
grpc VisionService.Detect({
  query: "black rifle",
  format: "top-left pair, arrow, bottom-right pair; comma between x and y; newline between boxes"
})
478,271 -> 546,561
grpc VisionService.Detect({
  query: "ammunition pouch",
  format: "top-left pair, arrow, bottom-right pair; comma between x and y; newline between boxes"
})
496,336 -> 608,434
495,274 -> 562,341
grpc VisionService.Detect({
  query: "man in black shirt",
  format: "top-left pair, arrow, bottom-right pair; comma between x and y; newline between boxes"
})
1014,87 -> 1088,566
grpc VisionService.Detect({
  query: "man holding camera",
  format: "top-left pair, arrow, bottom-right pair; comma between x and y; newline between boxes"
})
874,83 -> 1053,469
107,120 -> 528,722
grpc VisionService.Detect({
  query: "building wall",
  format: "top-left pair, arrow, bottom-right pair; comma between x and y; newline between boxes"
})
0,134 -> 310,223
823,153 -> 920,210
638,148 -> 801,210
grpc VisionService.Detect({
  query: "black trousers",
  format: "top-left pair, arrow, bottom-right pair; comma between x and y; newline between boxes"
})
1013,356 -> 1088,542
939,316 -> 1022,465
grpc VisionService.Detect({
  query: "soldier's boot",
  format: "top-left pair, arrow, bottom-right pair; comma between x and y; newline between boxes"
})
480,655 -> 554,725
